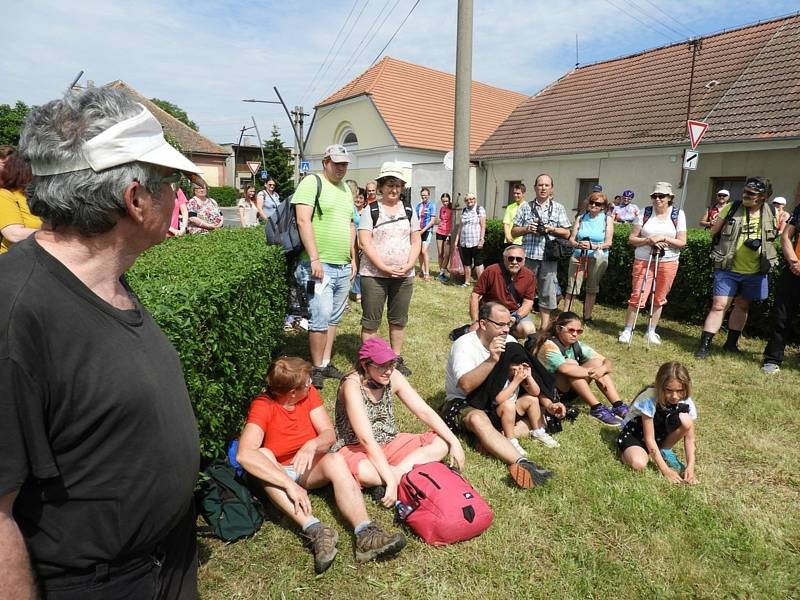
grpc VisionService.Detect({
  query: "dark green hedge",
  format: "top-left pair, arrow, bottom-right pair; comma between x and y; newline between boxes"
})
484,219 -> 787,338
208,186 -> 240,207
128,228 -> 287,459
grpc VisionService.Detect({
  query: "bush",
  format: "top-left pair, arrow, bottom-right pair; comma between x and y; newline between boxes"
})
208,186 -> 240,207
483,219 -> 789,338
128,228 -> 287,459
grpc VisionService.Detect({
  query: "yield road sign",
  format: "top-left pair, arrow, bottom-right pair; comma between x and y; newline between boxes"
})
246,161 -> 261,175
687,120 -> 709,150
683,149 -> 699,170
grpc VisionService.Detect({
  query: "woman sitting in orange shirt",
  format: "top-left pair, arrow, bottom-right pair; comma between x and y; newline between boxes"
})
0,151 -> 41,253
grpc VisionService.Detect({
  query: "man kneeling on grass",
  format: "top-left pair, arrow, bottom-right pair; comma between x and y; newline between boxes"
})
237,357 -> 405,574
441,302 -> 555,488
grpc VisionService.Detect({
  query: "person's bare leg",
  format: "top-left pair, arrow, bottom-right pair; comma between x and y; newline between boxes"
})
392,436 -> 448,474
660,413 -> 694,450
309,331 -> 327,367
463,264 -> 472,285
728,296 -> 750,331
419,245 -> 430,276
518,395 -> 545,430
555,372 -> 601,407
388,324 -> 406,355
540,308 -> 551,330
647,305 -> 664,330
582,356 -> 621,404
463,410 -> 521,464
702,295 -> 733,333
621,446 -> 649,471
584,292 -> 597,319
305,453 -> 369,527
497,402 -> 518,438
623,304 -> 637,328
322,325 -> 337,365
512,319 -> 536,338
361,328 -> 378,344
474,263 -> 484,279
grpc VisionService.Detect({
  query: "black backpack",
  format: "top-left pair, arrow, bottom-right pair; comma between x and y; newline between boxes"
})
369,195 -> 413,227
196,459 -> 266,542
265,174 -> 322,255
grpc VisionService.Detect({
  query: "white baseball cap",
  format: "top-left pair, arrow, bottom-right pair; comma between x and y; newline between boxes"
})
30,104 -> 202,176
717,189 -> 730,197
772,196 -> 787,205
323,144 -> 351,163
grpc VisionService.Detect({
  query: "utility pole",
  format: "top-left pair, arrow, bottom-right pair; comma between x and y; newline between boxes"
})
450,0 -> 473,275
290,105 -> 306,182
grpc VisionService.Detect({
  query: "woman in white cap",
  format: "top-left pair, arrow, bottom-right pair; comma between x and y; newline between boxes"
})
773,196 -> 789,234
357,162 -> 420,376
618,182 -> 687,345
699,189 -> 730,228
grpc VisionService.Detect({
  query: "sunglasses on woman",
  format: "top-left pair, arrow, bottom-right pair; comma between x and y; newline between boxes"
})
587,201 -> 606,207
650,193 -> 668,200
560,325 -> 584,335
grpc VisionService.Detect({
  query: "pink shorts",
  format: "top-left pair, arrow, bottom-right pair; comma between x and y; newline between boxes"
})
627,258 -> 679,308
337,431 -> 439,480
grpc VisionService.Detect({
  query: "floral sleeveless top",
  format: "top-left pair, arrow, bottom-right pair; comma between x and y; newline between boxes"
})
332,379 -> 399,450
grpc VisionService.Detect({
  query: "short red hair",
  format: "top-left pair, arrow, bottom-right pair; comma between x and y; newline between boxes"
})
265,356 -> 312,396
0,155 -> 32,190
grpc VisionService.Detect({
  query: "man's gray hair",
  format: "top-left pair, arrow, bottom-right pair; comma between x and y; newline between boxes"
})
19,87 -> 164,235
503,244 -> 524,256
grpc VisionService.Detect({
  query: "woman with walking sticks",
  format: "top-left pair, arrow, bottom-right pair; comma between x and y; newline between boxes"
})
618,182 -> 687,345
564,192 -> 614,322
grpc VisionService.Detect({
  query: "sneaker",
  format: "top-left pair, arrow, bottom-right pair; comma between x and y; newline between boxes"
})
311,367 -> 325,389
508,437 -> 527,456
761,362 -> 780,374
618,329 -> 632,344
460,282 -> 470,288
320,364 -> 344,379
530,429 -> 560,448
590,404 -> 622,427
354,524 -> 406,562
507,459 -> 553,488
660,449 -> 685,472
583,317 -> 594,325
304,523 -> 339,574
645,330 -> 662,345
436,272 -> 447,282
395,356 -> 412,377
365,485 -> 386,504
611,403 -> 629,419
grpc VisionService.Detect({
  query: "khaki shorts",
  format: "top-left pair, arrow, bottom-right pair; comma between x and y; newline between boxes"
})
566,252 -> 609,295
360,275 -> 414,330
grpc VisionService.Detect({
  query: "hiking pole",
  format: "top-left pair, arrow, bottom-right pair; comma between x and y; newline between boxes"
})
646,248 -> 664,349
567,238 -> 589,313
628,248 -> 655,348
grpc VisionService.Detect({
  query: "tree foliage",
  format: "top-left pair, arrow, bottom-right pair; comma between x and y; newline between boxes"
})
0,101 -> 31,146
262,125 -> 295,197
150,98 -> 198,131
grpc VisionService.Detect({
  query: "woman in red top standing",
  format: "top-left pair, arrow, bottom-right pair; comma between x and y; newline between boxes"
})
435,192 -> 453,281
237,357 -> 405,574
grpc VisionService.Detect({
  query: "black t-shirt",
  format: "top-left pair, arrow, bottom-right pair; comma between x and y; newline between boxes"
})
0,238 -> 200,578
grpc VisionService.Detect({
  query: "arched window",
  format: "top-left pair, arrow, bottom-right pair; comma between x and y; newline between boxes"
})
339,126 -> 358,149
342,131 -> 358,145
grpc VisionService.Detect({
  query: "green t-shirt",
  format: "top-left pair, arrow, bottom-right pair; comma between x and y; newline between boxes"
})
719,203 -> 773,275
503,202 -> 523,244
291,174 -> 353,265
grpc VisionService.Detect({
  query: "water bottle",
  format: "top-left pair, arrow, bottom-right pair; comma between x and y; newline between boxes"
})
395,501 -> 414,521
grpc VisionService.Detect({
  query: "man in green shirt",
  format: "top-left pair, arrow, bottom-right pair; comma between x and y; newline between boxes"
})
292,145 -> 357,387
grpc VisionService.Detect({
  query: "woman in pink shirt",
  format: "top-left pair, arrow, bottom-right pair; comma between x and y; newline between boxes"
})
435,193 -> 453,281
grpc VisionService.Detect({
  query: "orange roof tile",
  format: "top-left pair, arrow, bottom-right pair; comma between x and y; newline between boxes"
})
317,57 -> 528,153
473,14 -> 800,160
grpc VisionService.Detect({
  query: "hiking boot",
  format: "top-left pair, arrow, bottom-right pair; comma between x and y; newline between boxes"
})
761,362 -> 780,374
354,524 -> 406,562
722,342 -> 741,354
530,429 -> 560,448
618,329 -> 632,344
395,356 -> 412,377
723,330 -> 742,353
311,367 -> 325,389
507,459 -> 553,489
590,404 -> 622,427
304,523 -> 338,574
611,402 -> 629,419
321,364 -> 344,379
645,330 -> 662,345
508,437 -> 527,456
695,331 -> 714,359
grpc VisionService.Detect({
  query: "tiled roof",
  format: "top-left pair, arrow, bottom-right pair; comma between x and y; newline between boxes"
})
106,81 -> 229,156
473,14 -> 800,160
317,57 -> 528,153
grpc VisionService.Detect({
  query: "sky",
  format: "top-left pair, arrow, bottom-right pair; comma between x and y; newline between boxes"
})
2,0 -> 797,147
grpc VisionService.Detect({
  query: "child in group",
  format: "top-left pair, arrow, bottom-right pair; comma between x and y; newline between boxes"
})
616,361 -> 698,484
236,356 -> 406,574
494,350 -> 560,455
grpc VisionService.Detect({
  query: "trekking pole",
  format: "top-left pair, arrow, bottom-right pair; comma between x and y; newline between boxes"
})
628,249 -> 655,348
567,238 -> 589,313
646,248 -> 664,349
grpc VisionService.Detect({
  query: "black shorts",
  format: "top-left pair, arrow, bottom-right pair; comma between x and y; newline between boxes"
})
421,230 -> 431,242
436,233 -> 450,241
459,245 -> 484,269
616,405 -> 687,452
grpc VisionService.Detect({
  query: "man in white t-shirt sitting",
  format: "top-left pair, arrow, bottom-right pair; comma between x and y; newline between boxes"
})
441,302 -> 554,488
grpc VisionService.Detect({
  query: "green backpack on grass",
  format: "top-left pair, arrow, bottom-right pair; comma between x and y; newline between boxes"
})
196,459 -> 266,542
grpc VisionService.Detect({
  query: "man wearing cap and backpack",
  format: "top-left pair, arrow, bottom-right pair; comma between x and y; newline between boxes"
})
293,144 -> 358,388
696,177 -> 779,358
1,87 -> 201,599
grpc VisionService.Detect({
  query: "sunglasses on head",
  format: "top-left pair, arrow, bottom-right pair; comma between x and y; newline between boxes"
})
651,193 -> 668,200
744,179 -> 767,194
505,255 -> 524,263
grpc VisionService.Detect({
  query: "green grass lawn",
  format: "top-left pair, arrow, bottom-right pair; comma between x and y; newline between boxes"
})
198,278 -> 800,599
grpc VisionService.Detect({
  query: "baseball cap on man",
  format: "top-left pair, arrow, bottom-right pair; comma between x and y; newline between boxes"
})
773,196 -> 787,205
358,337 -> 399,364
591,184 -> 603,192
323,144 -> 351,163
30,104 -> 202,176
717,189 -> 730,197
622,189 -> 635,199
651,182 -> 674,196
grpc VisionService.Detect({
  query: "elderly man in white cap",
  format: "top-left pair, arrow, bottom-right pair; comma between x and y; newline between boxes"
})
699,189 -> 730,228
773,196 -> 789,234
0,87 -> 201,598
292,144 -> 357,388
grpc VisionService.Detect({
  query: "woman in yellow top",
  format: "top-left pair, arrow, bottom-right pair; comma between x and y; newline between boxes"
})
0,152 -> 41,253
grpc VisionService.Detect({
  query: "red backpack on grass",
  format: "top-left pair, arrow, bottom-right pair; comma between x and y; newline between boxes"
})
397,462 -> 493,545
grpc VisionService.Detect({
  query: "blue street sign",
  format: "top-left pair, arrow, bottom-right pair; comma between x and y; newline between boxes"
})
259,170 -> 268,180
300,160 -> 310,173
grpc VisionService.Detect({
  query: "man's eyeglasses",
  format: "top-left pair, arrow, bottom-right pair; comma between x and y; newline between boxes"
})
505,256 -> 524,263
141,172 -> 182,192
560,325 -> 584,335
587,201 -> 606,207
650,193 -> 669,200
485,317 -> 515,329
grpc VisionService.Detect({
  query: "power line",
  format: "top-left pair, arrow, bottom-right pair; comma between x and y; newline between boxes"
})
300,0 -> 360,106
323,0 -> 402,100
601,0 -> 674,41
305,0 -> 372,106
619,0 -> 689,39
637,0 -> 696,38
368,0 -> 422,66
